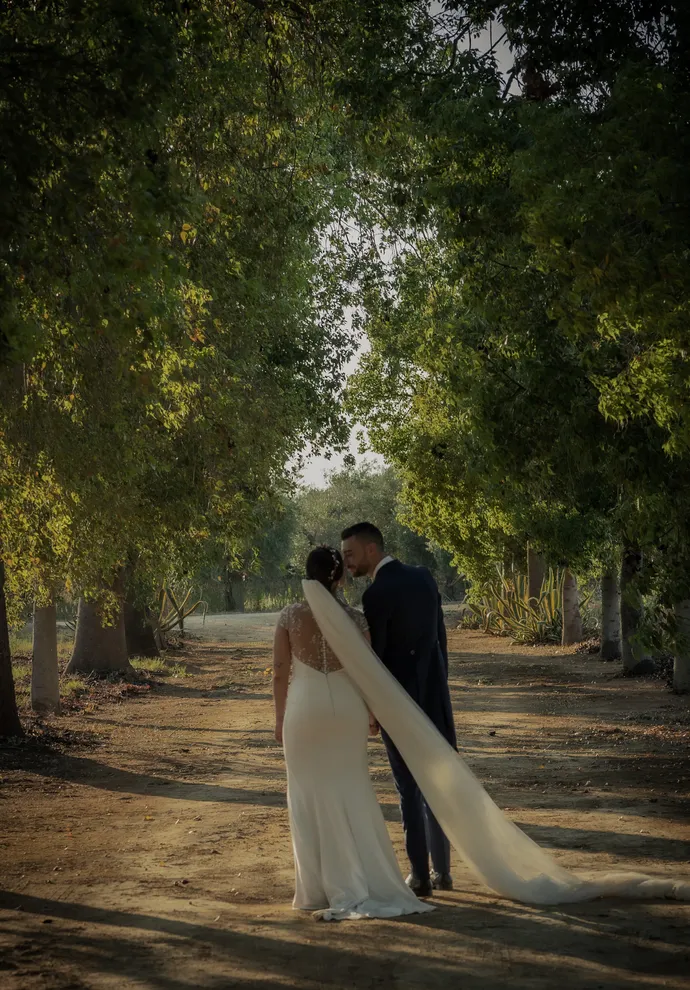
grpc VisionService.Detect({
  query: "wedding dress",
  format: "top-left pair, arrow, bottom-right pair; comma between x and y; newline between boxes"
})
279,600 -> 434,920
303,579 -> 690,906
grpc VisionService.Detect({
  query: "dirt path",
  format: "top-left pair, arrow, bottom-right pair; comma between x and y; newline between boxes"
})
1,621 -> 689,990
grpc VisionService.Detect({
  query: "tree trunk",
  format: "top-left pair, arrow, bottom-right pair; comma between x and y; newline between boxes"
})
620,546 -> 654,675
31,602 -> 61,713
0,560 -> 23,737
224,570 -> 245,613
122,555 -> 159,658
673,599 -> 690,692
66,573 -> 132,676
527,544 -> 545,603
599,570 -> 621,661
124,602 -> 159,658
561,569 -> 583,646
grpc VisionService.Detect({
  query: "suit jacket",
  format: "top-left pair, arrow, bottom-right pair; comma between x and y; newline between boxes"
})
362,560 -> 456,747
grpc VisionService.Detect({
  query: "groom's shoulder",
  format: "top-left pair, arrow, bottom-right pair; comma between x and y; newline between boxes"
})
416,564 -> 436,584
398,560 -> 430,580
418,565 -> 441,594
399,562 -> 438,594
367,561 -> 406,595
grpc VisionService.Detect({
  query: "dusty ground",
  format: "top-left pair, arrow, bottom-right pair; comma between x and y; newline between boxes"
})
1,614 -> 689,990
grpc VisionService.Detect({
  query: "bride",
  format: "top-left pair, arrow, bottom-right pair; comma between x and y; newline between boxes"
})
272,545 -> 433,921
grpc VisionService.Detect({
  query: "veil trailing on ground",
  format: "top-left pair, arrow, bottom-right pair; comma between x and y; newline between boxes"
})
303,580 -> 690,906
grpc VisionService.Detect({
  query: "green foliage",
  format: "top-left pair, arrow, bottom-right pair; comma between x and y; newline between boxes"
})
3,0 -> 414,726
61,678 -> 90,699
189,463 -> 464,610
468,567 -> 596,644
244,582 -> 304,613
344,1 -> 690,625
8,626 -> 73,656
468,568 -> 564,644
130,657 -> 188,678
9,659 -> 88,705
0,0 -> 372,626
291,464 -> 462,600
9,661 -> 31,686
3,0 -> 690,679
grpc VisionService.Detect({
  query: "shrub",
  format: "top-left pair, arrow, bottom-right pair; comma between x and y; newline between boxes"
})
467,567 -> 592,645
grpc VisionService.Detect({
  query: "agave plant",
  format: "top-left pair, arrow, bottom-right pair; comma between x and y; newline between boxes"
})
157,584 -> 208,640
467,567 -> 567,644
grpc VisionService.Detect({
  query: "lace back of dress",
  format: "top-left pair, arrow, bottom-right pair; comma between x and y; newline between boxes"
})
281,601 -> 344,674
319,631 -> 329,675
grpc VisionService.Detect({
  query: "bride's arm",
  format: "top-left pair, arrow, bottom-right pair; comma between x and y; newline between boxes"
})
272,622 -> 291,744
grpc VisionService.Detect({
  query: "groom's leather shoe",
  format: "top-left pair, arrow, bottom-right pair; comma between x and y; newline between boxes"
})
431,871 -> 453,891
405,873 -> 433,897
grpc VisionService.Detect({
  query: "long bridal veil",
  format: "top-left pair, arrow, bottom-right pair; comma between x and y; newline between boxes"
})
303,580 -> 690,906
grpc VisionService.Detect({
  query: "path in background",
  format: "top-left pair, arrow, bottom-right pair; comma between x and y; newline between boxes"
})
185,610 -> 281,643
183,605 -> 465,644
0,619 -> 688,989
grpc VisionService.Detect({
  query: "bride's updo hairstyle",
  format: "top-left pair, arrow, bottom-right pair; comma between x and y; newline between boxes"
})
306,545 -> 344,590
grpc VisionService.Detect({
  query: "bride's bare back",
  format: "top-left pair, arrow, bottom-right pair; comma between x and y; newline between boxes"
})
278,601 -> 368,673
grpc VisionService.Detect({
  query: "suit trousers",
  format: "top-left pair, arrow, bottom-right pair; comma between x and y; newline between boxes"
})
381,728 -> 451,880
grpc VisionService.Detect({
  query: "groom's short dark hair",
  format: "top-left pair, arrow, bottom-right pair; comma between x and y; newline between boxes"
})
341,522 -> 384,550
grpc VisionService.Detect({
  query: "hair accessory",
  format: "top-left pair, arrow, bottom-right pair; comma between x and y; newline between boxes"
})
321,545 -> 341,582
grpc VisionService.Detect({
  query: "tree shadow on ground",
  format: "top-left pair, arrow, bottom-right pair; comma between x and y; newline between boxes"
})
0,753 -> 285,807
0,890 -> 686,990
445,679 -> 680,720
509,820 -> 690,864
150,685 -> 271,701
81,718 -> 272,734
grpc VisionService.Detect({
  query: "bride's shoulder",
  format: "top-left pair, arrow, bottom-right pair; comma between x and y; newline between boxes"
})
277,601 -> 307,627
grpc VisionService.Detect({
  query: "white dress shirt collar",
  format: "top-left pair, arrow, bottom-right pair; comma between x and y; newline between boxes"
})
373,555 -> 395,579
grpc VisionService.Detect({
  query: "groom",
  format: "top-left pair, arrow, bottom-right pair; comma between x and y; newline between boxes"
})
341,522 -> 457,897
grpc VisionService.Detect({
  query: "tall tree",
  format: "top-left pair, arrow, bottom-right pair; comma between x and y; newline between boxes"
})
343,1 -> 690,663
0,0 -> 446,728
0,0 -> 368,723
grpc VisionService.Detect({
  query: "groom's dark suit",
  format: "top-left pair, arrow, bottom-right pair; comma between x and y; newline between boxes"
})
362,559 -> 457,883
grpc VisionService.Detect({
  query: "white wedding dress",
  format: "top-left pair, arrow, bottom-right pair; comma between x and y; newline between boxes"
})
303,580 -> 690,906
279,600 -> 433,920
